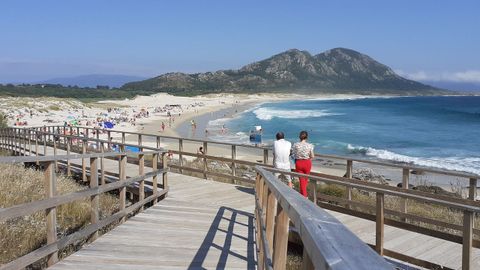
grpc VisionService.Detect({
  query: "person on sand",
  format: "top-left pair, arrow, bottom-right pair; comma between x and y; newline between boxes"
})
161,122 -> 165,132
197,146 -> 205,155
273,132 -> 292,187
292,131 -> 314,198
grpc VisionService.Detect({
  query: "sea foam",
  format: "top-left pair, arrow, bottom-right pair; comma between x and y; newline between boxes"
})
253,107 -> 342,120
347,144 -> 480,175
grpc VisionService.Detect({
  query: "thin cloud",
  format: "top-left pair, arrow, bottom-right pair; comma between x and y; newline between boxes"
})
395,69 -> 480,83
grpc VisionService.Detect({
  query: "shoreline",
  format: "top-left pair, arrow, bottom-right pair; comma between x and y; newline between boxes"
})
1,93 -> 477,195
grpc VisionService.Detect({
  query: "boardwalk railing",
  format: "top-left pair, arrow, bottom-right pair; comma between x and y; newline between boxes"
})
254,166 -> 393,270
260,167 -> 480,270
0,131 -> 168,270
1,126 -> 480,269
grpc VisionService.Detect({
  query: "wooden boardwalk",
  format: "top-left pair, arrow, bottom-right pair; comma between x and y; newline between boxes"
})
49,173 -> 256,270
10,142 -> 480,269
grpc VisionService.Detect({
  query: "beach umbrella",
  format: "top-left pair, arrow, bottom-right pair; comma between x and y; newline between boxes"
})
104,122 -> 114,129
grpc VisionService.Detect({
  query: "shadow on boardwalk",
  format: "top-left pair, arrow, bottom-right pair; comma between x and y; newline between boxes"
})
188,207 -> 256,270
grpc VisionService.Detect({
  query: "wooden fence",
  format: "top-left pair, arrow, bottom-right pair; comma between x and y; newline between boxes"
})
259,167 -> 480,270
0,130 -> 168,270
1,126 -> 480,269
255,166 -> 393,270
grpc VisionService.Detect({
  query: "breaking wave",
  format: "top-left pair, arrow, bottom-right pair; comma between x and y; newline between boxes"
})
346,144 -> 480,175
253,107 -> 342,120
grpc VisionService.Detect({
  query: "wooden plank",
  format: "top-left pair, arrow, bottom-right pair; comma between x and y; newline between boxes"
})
44,161 -> 58,266
272,204 -> 289,270
463,210 -> 474,270
90,157 -> 99,241
265,189 -> 277,254
376,193 -> 385,256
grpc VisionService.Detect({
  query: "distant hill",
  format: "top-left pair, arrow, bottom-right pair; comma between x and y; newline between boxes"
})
41,74 -> 146,88
419,80 -> 480,93
122,48 -> 447,96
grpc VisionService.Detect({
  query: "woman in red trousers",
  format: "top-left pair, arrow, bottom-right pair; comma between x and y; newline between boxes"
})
292,131 -> 315,197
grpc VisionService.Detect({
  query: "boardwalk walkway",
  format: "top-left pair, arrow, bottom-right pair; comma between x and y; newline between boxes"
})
50,173 -> 256,270
11,142 -> 480,269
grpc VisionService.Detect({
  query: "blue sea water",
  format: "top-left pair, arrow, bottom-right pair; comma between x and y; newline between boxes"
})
207,96 -> 480,174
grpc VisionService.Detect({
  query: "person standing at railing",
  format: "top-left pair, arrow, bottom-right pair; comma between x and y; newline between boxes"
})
273,132 -> 293,187
292,131 -> 314,197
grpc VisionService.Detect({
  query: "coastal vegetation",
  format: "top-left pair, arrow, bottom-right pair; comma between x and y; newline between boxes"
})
0,163 -> 119,266
0,113 -> 7,128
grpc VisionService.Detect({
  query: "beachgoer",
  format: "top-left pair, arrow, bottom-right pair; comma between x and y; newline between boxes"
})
292,131 -> 314,198
161,122 -> 165,132
197,146 -> 205,155
273,132 -> 292,187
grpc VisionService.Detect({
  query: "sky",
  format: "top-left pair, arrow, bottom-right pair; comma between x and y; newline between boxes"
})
1,0 -> 479,84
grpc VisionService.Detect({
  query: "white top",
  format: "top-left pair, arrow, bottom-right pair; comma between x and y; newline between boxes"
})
273,139 -> 292,170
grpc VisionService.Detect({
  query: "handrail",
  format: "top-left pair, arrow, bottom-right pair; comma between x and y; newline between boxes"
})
261,166 -> 478,270
0,131 -> 169,270
1,126 -> 478,269
18,125 -> 480,179
255,166 -> 393,269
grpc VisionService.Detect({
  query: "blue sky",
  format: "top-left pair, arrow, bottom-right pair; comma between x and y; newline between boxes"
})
1,0 -> 479,83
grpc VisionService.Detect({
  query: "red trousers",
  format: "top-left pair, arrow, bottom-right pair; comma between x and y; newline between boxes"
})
295,159 -> 312,197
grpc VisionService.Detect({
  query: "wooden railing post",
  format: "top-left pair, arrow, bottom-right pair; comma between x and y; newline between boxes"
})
82,139 -> 87,182
100,142 -> 105,185
178,138 -> 183,173
22,128 -> 26,156
156,136 -> 161,149
162,152 -> 168,196
89,157 -> 99,241
119,146 -> 126,223
139,149 -> 145,211
35,130 -> 39,165
43,129 -> 47,156
469,178 -> 477,201
95,130 -> 100,150
265,189 -> 277,253
44,161 -> 58,266
107,130 -> 111,149
462,210 -> 474,270
231,145 -> 237,181
28,129 -> 32,156
66,137 -> 71,176
263,148 -> 268,165
53,135 -> 58,172
273,204 -> 289,270
13,128 -> 17,153
203,141 -> 208,179
313,180 -> 318,205
401,168 -> 410,217
376,192 -> 385,256
346,160 -> 353,209
152,153 -> 158,202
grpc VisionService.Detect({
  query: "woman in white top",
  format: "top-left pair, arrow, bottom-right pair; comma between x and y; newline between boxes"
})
292,131 -> 314,197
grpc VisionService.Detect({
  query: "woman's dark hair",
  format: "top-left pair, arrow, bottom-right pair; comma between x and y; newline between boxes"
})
276,132 -> 285,140
299,130 -> 308,141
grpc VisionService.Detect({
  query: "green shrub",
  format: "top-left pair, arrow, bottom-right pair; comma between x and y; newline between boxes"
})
318,184 -> 345,198
0,113 -> 7,128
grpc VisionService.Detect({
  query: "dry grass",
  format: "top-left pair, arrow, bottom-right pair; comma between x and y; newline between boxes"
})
0,163 -> 119,264
311,184 -> 480,238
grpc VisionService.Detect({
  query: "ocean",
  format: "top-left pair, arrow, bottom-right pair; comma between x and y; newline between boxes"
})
206,96 -> 480,175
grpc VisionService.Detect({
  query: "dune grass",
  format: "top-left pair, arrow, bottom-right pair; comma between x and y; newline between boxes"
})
0,163 -> 119,265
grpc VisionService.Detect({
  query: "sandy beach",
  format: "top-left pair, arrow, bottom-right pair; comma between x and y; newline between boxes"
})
1,92 -> 471,194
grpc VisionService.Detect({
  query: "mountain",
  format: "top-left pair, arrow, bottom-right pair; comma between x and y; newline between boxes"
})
122,48 -> 446,96
41,74 -> 147,88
